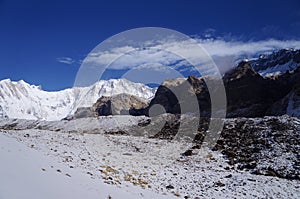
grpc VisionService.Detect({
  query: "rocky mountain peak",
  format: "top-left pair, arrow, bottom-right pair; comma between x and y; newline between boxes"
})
250,49 -> 300,76
223,61 -> 261,83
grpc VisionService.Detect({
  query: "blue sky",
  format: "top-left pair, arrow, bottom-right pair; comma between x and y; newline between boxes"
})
1,0 -> 300,90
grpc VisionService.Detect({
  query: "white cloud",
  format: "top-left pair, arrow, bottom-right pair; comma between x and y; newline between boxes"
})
56,57 -> 75,65
199,39 -> 300,57
82,37 -> 300,76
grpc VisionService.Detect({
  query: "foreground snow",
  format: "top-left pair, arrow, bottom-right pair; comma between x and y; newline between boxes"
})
0,116 -> 299,199
0,132 -> 175,199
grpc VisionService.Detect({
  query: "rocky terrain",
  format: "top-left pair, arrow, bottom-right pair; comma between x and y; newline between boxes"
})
137,115 -> 300,181
214,116 -> 300,180
0,115 -> 299,198
1,115 -> 299,182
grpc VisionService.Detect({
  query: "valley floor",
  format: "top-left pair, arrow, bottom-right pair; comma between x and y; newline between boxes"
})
0,118 -> 299,199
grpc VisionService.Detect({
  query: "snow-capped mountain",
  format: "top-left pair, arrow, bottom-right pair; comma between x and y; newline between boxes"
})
0,79 -> 156,121
249,49 -> 300,77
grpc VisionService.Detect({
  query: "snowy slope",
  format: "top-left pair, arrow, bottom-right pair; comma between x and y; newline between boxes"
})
0,132 -> 175,199
0,79 -> 156,121
1,118 -> 299,199
249,49 -> 300,77
258,60 -> 298,77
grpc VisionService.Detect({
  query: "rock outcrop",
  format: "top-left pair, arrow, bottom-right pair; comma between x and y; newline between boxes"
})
143,61 -> 300,118
0,105 -> 8,119
93,94 -> 148,116
71,93 -> 149,118
71,107 -> 96,119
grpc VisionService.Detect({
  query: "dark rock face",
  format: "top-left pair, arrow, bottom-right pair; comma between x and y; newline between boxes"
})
266,68 -> 300,117
267,87 -> 300,117
224,61 -> 298,117
93,96 -> 113,116
224,62 -> 267,117
143,76 -> 211,117
144,61 -> 300,118
147,84 -> 181,115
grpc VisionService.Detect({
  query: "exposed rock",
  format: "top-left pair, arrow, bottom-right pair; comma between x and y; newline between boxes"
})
69,93 -> 149,118
143,76 -> 211,117
212,115 -> 300,180
166,185 -> 175,189
224,62 -> 268,117
104,130 -> 128,135
137,118 -> 151,127
214,181 -> 225,187
93,94 -> 148,116
225,174 -> 232,178
0,105 -> 8,119
72,107 -> 96,119
181,149 -> 193,156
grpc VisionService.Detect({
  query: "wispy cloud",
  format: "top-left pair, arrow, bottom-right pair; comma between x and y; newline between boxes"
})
56,57 -> 75,65
198,38 -> 300,57
202,28 -> 216,38
83,37 -> 300,75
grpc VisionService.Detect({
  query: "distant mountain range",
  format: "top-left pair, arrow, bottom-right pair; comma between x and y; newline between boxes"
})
0,79 -> 156,120
249,48 -> 300,77
0,49 -> 299,120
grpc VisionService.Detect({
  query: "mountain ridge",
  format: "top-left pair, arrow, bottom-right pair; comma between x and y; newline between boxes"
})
0,78 -> 156,120
249,48 -> 300,77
